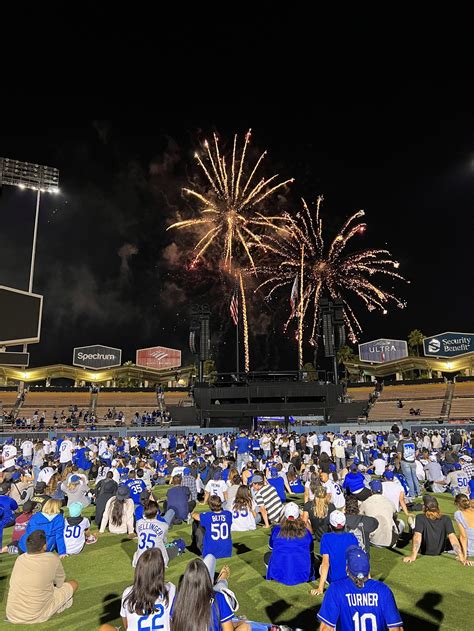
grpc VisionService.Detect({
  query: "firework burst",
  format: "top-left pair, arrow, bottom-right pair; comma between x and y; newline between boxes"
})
167,129 -> 293,271
255,196 -> 407,347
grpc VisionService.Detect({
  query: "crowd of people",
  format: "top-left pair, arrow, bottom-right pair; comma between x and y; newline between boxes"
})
1,424 -> 474,629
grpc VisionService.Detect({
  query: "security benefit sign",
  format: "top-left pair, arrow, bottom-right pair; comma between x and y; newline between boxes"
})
136,346 -> 182,370
423,332 -> 474,358
358,338 -> 408,363
73,345 -> 122,370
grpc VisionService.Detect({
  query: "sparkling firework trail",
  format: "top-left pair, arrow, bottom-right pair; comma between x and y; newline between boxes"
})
167,130 -> 294,271
254,196 -> 407,348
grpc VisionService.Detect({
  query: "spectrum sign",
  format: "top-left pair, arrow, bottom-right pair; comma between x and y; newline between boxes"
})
73,345 -> 122,370
136,346 -> 181,370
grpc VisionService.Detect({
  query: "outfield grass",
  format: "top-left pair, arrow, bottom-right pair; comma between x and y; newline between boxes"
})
1,491 -> 472,631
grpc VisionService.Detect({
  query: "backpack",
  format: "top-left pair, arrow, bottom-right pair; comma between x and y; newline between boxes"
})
347,518 -> 366,552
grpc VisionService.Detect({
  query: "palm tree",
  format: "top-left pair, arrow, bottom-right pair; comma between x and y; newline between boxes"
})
302,362 -> 318,381
408,329 -> 424,357
337,345 -> 357,382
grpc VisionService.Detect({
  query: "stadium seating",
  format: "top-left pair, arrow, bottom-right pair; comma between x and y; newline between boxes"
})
378,383 -> 447,400
347,387 -> 374,401
368,398 -> 444,421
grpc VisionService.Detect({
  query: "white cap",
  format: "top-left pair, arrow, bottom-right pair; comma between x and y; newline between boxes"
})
329,510 -> 346,529
283,502 -> 300,520
111,459 -> 118,466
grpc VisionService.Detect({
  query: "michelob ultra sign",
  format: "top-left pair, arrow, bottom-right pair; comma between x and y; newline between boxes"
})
358,338 -> 408,363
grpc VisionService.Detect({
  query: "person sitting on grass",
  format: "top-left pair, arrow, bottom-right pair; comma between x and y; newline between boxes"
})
100,484 -> 135,536
99,548 -> 175,631
302,485 -> 335,541
317,545 -> 404,631
251,473 -> 283,528
403,495 -> 472,565
1,499 -> 35,554
19,498 -> 67,557
133,498 -> 177,568
454,493 -> 474,560
64,501 -> 95,555
230,484 -> 257,532
192,494 -> 233,559
6,529 -> 78,624
164,474 -> 195,524
171,557 -> 250,631
311,511 -> 359,596
266,502 -> 314,585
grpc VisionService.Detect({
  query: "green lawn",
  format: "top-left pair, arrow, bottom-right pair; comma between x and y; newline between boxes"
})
1,491 -> 472,631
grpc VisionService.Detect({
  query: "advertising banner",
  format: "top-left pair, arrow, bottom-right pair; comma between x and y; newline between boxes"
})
358,338 -> 408,363
423,332 -> 474,358
73,344 -> 122,370
136,346 -> 181,370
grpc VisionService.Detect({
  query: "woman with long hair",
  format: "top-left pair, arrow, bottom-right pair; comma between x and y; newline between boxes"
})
100,485 -> 135,535
46,472 -> 65,502
302,485 -> 335,540
171,558 -> 249,631
265,502 -> 314,585
304,472 -> 321,504
231,485 -> 257,532
18,498 -> 67,556
225,473 -> 241,509
99,548 -> 175,631
454,493 -> 474,560
403,495 -> 471,564
286,463 -> 305,494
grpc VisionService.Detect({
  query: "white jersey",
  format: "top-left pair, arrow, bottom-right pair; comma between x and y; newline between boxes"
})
64,517 -> 90,555
320,440 -> 332,456
43,440 -> 52,455
59,439 -> 74,463
120,582 -> 175,631
170,466 -> 185,478
98,440 -> 108,456
231,502 -> 257,532
204,479 -> 228,501
37,466 -> 55,485
133,518 -> 169,567
323,479 -> 345,509
446,470 -> 470,494
2,444 -> 17,468
373,458 -> 386,476
21,440 -> 34,458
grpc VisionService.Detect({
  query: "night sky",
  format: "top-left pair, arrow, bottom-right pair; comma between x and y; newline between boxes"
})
1,35 -> 473,373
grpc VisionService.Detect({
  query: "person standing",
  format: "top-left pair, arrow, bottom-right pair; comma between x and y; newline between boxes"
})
397,429 -> 420,499
317,546 -> 404,631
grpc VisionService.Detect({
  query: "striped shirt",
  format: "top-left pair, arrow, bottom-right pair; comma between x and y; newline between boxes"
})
181,475 -> 198,501
255,484 -> 283,523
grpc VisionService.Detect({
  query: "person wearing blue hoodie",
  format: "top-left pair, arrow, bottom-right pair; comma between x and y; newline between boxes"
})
343,464 -> 372,501
19,498 -> 67,556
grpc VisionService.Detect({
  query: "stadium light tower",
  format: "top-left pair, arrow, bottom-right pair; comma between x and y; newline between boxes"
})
0,157 -> 60,293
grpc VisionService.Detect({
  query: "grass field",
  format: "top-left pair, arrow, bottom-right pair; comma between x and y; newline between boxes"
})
1,490 -> 472,631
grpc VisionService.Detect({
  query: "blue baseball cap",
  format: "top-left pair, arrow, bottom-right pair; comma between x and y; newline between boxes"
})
329,463 -> 337,473
183,467 -> 191,475
70,475 -> 81,483
369,479 -> 383,493
454,463 -> 462,470
353,457 -> 360,465
384,470 -> 394,480
11,472 -> 21,481
346,545 -> 370,578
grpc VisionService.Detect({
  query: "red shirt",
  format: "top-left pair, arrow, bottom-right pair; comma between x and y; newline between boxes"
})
11,513 -> 32,543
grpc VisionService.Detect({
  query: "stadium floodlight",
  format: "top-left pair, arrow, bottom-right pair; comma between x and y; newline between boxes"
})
0,157 -> 60,293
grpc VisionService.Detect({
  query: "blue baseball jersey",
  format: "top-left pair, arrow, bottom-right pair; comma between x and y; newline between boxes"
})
318,577 -> 403,630
200,510 -> 233,558
320,532 -> 359,583
125,479 -> 148,505
235,437 -> 251,454
469,479 -> 474,500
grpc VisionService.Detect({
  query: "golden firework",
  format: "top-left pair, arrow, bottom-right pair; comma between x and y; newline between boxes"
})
255,196 -> 407,347
167,130 -> 293,271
